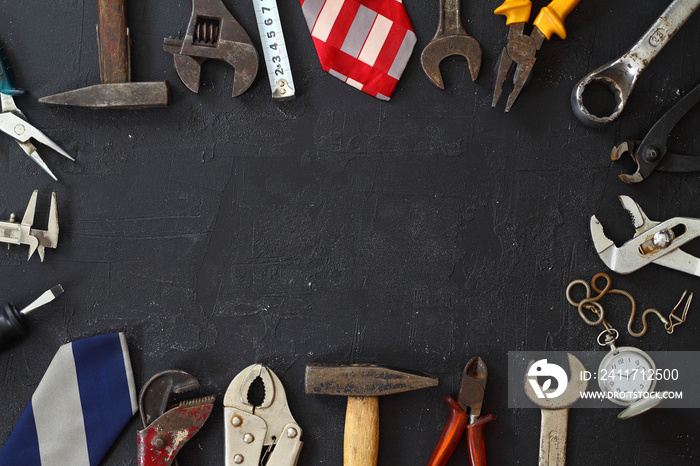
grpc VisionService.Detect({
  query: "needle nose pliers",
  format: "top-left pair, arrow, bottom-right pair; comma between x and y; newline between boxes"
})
492,0 -> 582,112
0,48 -> 73,180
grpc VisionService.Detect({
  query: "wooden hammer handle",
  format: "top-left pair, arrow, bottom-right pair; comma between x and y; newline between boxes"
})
344,396 -> 379,466
98,0 -> 130,83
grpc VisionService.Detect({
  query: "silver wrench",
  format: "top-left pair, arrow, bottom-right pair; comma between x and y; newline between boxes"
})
524,354 -> 587,465
572,0 -> 700,126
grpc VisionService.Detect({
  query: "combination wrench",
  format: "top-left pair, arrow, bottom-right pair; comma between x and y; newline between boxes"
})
571,0 -> 700,127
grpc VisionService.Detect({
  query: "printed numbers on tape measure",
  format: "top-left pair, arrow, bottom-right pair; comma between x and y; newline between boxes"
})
254,0 -> 294,98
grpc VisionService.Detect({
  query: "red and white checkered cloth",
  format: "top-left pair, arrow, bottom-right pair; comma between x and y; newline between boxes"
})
300,0 -> 416,100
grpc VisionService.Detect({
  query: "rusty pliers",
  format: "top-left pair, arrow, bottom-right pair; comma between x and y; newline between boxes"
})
492,0 -> 581,112
224,364 -> 303,466
164,0 -> 259,97
137,370 -> 215,466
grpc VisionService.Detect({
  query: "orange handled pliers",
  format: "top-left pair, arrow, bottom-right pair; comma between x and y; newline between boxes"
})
427,357 -> 494,466
492,0 -> 582,112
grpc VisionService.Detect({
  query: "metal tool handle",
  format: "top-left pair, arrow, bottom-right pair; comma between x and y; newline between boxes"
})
538,409 -> 569,465
98,0 -> 130,84
437,0 -> 467,36
626,0 -> 700,69
572,0 -> 700,126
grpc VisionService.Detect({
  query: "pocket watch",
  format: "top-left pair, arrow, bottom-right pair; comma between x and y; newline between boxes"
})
596,329 -> 664,419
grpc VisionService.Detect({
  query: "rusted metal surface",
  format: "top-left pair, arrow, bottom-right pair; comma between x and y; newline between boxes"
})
137,400 -> 215,466
138,370 -> 215,466
572,0 -> 700,126
492,25 -> 545,112
305,363 -> 438,397
39,82 -> 170,109
40,0 -> 170,108
163,0 -> 258,97
458,356 -> 487,417
420,0 -> 482,89
139,370 -> 202,427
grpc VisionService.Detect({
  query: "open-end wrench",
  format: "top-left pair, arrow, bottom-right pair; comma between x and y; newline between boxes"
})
524,354 -> 587,465
572,0 -> 700,126
421,0 -> 482,89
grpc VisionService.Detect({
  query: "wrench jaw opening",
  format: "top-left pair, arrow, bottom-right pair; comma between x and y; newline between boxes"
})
524,354 -> 588,409
420,37 -> 482,89
571,58 -> 637,127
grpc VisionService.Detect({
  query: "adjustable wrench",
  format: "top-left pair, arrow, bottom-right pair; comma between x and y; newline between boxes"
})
572,0 -> 700,126
164,0 -> 259,97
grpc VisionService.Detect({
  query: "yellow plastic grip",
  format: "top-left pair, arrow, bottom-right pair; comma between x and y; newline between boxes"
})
494,0 -> 532,26
533,0 -> 581,40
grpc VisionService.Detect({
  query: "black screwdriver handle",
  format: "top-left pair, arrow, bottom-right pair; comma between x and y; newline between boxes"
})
0,302 -> 29,352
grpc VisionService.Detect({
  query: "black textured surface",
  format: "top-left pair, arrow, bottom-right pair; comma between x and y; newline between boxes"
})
1,1 -> 699,465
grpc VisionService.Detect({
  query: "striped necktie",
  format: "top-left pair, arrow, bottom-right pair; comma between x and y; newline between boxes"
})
300,0 -> 417,100
0,333 -> 137,466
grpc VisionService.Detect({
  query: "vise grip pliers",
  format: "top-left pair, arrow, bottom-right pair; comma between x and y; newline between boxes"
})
224,364 -> 303,466
137,370 -> 215,466
591,195 -> 700,277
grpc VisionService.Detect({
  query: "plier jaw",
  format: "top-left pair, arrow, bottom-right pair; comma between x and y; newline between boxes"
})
224,364 -> 303,466
612,82 -> 700,184
492,0 -> 581,112
0,52 -> 73,181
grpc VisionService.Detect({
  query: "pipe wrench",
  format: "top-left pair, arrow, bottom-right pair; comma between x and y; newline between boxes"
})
137,370 -> 215,466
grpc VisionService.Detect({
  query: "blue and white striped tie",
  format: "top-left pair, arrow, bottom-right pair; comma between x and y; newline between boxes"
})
0,333 -> 137,465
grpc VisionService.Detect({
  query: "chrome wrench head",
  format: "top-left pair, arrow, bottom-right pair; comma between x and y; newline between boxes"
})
571,56 -> 639,127
572,0 -> 700,126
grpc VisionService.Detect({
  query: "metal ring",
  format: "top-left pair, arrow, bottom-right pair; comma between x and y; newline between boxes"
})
597,328 -> 619,346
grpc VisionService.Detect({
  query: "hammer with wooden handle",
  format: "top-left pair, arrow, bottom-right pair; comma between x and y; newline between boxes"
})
305,363 -> 438,466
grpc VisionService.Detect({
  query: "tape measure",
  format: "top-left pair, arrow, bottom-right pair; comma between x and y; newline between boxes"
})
252,0 -> 295,100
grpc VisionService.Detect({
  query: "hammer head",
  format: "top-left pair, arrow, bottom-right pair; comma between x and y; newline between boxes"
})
305,364 -> 438,397
39,82 -> 170,109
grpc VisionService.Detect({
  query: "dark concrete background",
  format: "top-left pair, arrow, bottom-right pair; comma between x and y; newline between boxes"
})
0,0 -> 699,464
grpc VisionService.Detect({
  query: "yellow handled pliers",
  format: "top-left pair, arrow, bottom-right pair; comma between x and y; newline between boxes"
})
492,0 -> 581,112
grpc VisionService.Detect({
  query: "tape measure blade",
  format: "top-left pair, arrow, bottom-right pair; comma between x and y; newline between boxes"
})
253,0 -> 295,100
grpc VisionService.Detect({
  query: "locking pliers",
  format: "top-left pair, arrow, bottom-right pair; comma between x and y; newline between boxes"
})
224,364 -> 303,466
137,370 -> 215,466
